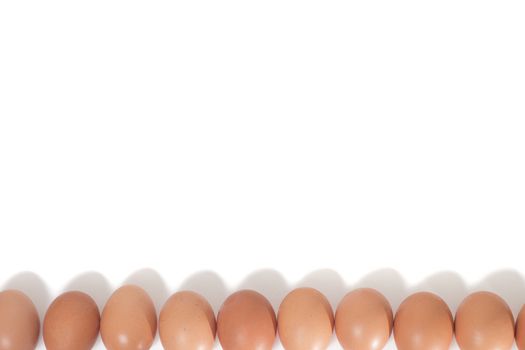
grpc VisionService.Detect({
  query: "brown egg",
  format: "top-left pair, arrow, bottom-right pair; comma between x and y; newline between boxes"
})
394,292 -> 453,350
159,291 -> 216,350
217,290 -> 277,350
335,288 -> 393,350
43,291 -> 100,350
517,305 -> 525,350
278,288 -> 334,350
100,285 -> 157,350
0,290 -> 40,350
455,291 -> 514,350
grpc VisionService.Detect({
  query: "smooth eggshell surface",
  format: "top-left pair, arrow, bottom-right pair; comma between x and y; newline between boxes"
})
335,288 -> 393,350
517,305 -> 525,350
0,290 -> 40,350
159,291 -> 216,350
217,290 -> 277,350
43,291 -> 100,350
394,292 -> 453,350
100,285 -> 157,350
278,288 -> 334,350
455,291 -> 514,350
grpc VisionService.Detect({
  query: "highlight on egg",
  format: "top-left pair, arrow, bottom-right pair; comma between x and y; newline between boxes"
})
217,290 -> 277,350
278,287 -> 334,350
159,291 -> 216,350
455,291 -> 514,350
394,292 -> 453,350
0,290 -> 40,350
43,291 -> 100,350
335,288 -> 393,350
100,285 -> 157,350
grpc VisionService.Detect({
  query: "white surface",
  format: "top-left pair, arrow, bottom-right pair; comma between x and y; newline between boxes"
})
1,0 -> 525,349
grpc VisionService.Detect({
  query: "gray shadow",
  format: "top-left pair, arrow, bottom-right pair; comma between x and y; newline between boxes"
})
296,269 -> 347,310
64,271 -> 113,310
178,270 -> 228,314
238,269 -> 289,311
475,269 -> 525,317
353,268 -> 407,311
413,270 -> 468,313
3,271 -> 51,320
124,268 -> 170,312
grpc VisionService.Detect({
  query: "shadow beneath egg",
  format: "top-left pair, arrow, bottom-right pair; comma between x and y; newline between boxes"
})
2,271 -> 50,348
124,268 -> 170,312
412,270 -> 468,313
474,269 -> 525,317
296,269 -> 347,310
3,271 -> 51,321
238,269 -> 289,311
348,269 -> 525,319
179,270 -> 229,314
353,268 -> 407,311
64,271 -> 113,310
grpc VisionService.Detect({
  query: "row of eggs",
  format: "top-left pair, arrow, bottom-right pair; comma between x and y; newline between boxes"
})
1,286 -> 525,350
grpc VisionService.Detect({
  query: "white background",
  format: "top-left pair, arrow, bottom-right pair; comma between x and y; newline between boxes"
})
1,0 -> 525,349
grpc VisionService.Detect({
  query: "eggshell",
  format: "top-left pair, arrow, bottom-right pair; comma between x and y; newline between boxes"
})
100,285 -> 157,350
455,291 -> 514,350
0,290 -> 40,350
394,292 -> 453,350
159,291 -> 216,350
517,305 -> 525,350
43,291 -> 100,350
278,288 -> 334,350
217,290 -> 277,350
335,288 -> 393,350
